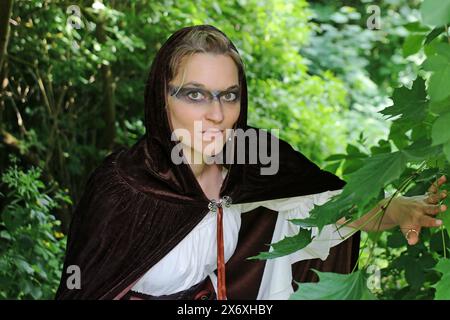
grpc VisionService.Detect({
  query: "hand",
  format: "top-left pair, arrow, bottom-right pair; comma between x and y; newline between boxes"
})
385,175 -> 448,245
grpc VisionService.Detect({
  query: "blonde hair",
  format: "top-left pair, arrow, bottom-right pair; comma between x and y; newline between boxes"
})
166,28 -> 244,97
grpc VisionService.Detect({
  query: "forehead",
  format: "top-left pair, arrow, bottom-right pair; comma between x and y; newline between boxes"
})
174,53 -> 239,90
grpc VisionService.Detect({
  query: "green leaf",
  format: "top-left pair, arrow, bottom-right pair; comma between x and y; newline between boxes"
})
425,42 -> 450,60
428,65 -> 450,101
418,253 -> 437,269
370,139 -> 392,155
423,54 -> 448,70
438,197 -> 450,237
290,270 -> 377,300
15,259 -> 35,275
403,34 -> 425,57
247,228 -> 313,260
421,0 -> 450,26
403,140 -> 442,161
425,26 -> 446,45
381,78 -> 427,121
323,161 -> 341,174
0,230 -> 12,241
389,121 -> 410,150
433,258 -> 450,299
404,21 -> 430,33
435,42 -> 450,59
387,230 -> 407,248
429,96 -> 450,114
309,152 -> 407,231
431,112 -> 450,145
288,216 -> 322,228
346,144 -> 368,158
342,158 -> 365,175
344,152 -> 407,209
324,154 -> 347,161
444,141 -> 450,162
30,285 -> 43,300
405,259 -> 425,289
423,52 -> 450,102
430,231 -> 450,253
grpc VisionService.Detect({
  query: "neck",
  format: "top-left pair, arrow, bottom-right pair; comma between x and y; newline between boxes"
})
182,144 -> 218,178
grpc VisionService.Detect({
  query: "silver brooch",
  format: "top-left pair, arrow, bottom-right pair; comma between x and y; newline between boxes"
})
222,196 -> 232,207
208,196 -> 232,212
208,199 -> 218,212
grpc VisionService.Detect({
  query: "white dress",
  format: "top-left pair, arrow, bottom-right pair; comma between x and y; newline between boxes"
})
131,168 -> 355,299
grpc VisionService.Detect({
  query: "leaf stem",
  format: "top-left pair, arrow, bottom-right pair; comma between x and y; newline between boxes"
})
344,161 -> 427,273
362,163 -> 427,269
434,170 -> 447,259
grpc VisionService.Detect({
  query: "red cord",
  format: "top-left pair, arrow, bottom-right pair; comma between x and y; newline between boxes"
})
216,205 -> 227,300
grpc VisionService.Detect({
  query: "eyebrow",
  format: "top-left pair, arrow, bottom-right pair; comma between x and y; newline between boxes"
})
182,82 -> 240,91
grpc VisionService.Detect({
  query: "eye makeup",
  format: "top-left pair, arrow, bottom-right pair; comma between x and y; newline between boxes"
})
168,85 -> 241,105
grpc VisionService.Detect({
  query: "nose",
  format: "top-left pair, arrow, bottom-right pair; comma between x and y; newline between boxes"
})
205,98 -> 224,123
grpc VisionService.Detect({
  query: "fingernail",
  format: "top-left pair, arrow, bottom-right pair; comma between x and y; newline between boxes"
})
436,219 -> 443,226
441,204 -> 447,211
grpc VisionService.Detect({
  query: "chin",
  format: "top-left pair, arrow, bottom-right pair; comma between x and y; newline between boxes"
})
199,144 -> 226,160
202,147 -> 224,158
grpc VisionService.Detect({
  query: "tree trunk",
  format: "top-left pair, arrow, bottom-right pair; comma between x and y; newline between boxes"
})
0,0 -> 13,79
0,0 -> 14,128
95,18 -> 116,151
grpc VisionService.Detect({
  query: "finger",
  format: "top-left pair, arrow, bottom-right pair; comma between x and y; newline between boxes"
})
428,182 -> 438,194
425,193 -> 441,204
428,175 -> 447,194
423,204 -> 445,215
419,215 -> 443,228
401,226 -> 421,246
441,190 -> 448,200
437,175 -> 447,187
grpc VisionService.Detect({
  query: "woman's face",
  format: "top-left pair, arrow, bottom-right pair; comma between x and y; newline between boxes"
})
166,53 -> 241,162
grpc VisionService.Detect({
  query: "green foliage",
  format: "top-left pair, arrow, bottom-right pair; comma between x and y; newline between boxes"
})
254,0 -> 450,300
1,0 -> 354,299
0,157 -> 69,299
2,0 -> 450,300
381,78 -> 427,125
247,228 -> 313,260
423,43 -> 450,102
290,270 -> 376,300
433,258 -> 450,299
300,2 -> 420,148
421,0 -> 450,26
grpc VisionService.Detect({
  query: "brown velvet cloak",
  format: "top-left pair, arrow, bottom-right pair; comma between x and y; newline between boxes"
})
55,25 -> 359,300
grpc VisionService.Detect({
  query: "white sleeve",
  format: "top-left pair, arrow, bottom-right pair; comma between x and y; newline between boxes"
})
244,189 -> 357,300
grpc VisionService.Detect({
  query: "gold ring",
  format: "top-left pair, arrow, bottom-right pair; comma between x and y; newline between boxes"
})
405,228 -> 419,240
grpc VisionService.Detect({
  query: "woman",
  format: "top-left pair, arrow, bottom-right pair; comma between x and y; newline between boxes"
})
55,25 -> 447,300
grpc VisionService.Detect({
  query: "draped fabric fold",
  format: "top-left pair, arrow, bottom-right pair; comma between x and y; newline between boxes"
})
223,191 -> 359,300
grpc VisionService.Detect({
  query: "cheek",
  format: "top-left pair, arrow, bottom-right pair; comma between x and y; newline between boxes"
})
227,105 -> 241,125
170,104 -> 206,144
170,104 -> 202,129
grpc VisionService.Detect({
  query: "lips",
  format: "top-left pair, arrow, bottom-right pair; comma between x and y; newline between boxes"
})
202,129 -> 224,141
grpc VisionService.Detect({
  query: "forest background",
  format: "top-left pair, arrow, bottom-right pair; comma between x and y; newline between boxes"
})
1,0 -> 450,300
